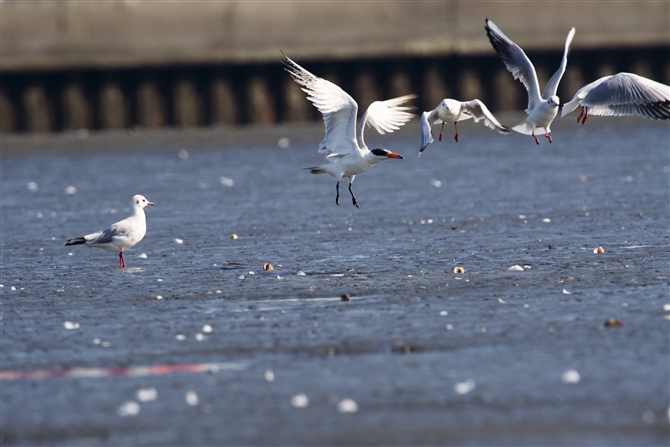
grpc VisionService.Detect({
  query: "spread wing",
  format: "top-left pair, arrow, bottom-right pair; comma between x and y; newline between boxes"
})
418,109 -> 439,156
485,18 -> 542,113
542,28 -> 575,99
461,99 -> 511,134
570,72 -> 670,119
357,94 -> 416,148
282,53 -> 358,156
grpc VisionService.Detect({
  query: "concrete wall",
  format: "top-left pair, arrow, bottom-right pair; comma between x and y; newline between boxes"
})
2,1 -> 668,72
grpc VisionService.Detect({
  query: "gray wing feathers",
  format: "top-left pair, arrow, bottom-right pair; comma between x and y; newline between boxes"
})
462,100 -> 511,134
542,28 -> 575,99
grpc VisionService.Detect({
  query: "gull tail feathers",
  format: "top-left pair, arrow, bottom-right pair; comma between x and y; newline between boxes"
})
65,237 -> 87,246
302,166 -> 328,175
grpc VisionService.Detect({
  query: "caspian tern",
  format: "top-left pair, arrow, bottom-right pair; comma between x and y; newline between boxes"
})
282,53 -> 414,208
65,194 -> 155,268
561,72 -> 670,124
419,98 -> 510,155
485,18 -> 575,145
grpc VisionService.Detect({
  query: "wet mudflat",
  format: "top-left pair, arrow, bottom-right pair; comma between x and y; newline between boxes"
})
1,116 -> 669,446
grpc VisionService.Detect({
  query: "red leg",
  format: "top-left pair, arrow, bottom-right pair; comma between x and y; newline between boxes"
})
532,132 -> 540,145
438,122 -> 445,141
119,252 -> 126,268
545,132 -> 553,143
577,106 -> 585,123
582,107 -> 588,125
454,122 -> 459,142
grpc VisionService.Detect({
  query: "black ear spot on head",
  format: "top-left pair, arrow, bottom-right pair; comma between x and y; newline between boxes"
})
371,148 -> 390,157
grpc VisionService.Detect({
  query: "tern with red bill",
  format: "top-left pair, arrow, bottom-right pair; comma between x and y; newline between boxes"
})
419,98 -> 510,155
282,53 -> 413,208
561,72 -> 670,124
485,18 -> 575,145
66,194 -> 155,268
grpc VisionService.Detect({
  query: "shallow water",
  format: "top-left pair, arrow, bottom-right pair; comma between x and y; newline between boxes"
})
1,117 -> 669,445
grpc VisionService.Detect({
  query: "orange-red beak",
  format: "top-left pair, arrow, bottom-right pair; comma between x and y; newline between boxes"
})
388,152 -> 404,159
147,201 -> 156,206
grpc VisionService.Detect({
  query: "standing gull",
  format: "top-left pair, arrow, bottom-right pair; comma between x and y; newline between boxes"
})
282,53 -> 414,208
419,98 -> 510,155
485,18 -> 575,144
66,194 -> 155,268
561,72 -> 670,123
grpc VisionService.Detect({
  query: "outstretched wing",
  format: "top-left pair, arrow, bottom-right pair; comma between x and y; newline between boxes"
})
357,94 -> 416,148
542,27 -> 575,99
461,99 -> 511,134
282,53 -> 358,156
485,19 -> 542,113
577,73 -> 670,119
418,109 -> 439,156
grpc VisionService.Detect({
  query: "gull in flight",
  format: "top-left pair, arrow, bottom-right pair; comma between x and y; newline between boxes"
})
65,195 -> 155,268
283,53 -> 414,208
561,72 -> 670,123
419,98 -> 510,155
485,18 -> 575,144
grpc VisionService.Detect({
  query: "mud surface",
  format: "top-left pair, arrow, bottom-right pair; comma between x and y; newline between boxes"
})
1,116 -> 669,446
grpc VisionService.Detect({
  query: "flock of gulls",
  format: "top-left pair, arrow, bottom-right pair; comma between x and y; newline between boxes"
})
66,19 -> 670,268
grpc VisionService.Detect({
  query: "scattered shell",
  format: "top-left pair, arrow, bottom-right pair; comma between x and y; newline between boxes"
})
64,186 -> 78,195
118,401 -> 140,417
559,276 -> 574,283
263,263 -> 274,271
290,393 -> 309,408
155,295 -> 163,300
195,333 -> 205,341
230,234 -> 238,240
605,318 -> 624,327
277,137 -> 290,148
64,321 -> 80,330
341,294 -> 350,302
137,388 -> 157,402
174,238 -> 184,244
454,379 -> 476,395
178,149 -> 189,160
508,265 -> 524,272
453,266 -> 465,274
439,311 -> 448,316
562,369 -> 580,384
664,315 -> 670,321
578,175 -> 587,182
137,253 -> 148,259
264,369 -> 275,382
297,271 -> 306,276
562,289 -> 571,295
27,181 -> 38,192
215,290 -> 222,294
542,218 -> 551,223
175,334 -> 186,340
663,304 -> 670,312
451,225 -> 459,230
337,399 -> 359,413
219,176 -> 234,187
594,246 -> 605,254
185,391 -> 199,406
430,179 -> 442,188
202,324 -> 213,333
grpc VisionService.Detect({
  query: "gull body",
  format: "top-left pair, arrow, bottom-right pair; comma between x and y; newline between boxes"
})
419,98 -> 510,155
485,18 -> 575,144
561,72 -> 670,123
282,53 -> 413,208
65,194 -> 155,268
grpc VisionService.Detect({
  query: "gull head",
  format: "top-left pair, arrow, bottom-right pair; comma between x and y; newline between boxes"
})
370,148 -> 404,162
548,95 -> 560,108
132,195 -> 156,209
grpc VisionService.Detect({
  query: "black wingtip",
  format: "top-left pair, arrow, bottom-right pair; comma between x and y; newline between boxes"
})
65,237 -> 86,246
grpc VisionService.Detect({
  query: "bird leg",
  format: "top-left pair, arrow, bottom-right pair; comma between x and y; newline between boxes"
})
454,122 -> 459,142
531,132 -> 540,145
348,182 -> 359,209
335,181 -> 340,206
545,133 -> 553,143
119,252 -> 126,268
577,106 -> 589,125
438,122 -> 445,141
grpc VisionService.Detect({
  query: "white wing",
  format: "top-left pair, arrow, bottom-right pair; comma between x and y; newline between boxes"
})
485,19 -> 542,114
357,94 -> 416,148
282,53 -> 358,156
561,76 -> 610,117
542,28 -> 575,99
564,72 -> 670,120
418,109 -> 438,155
461,99 -> 511,134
